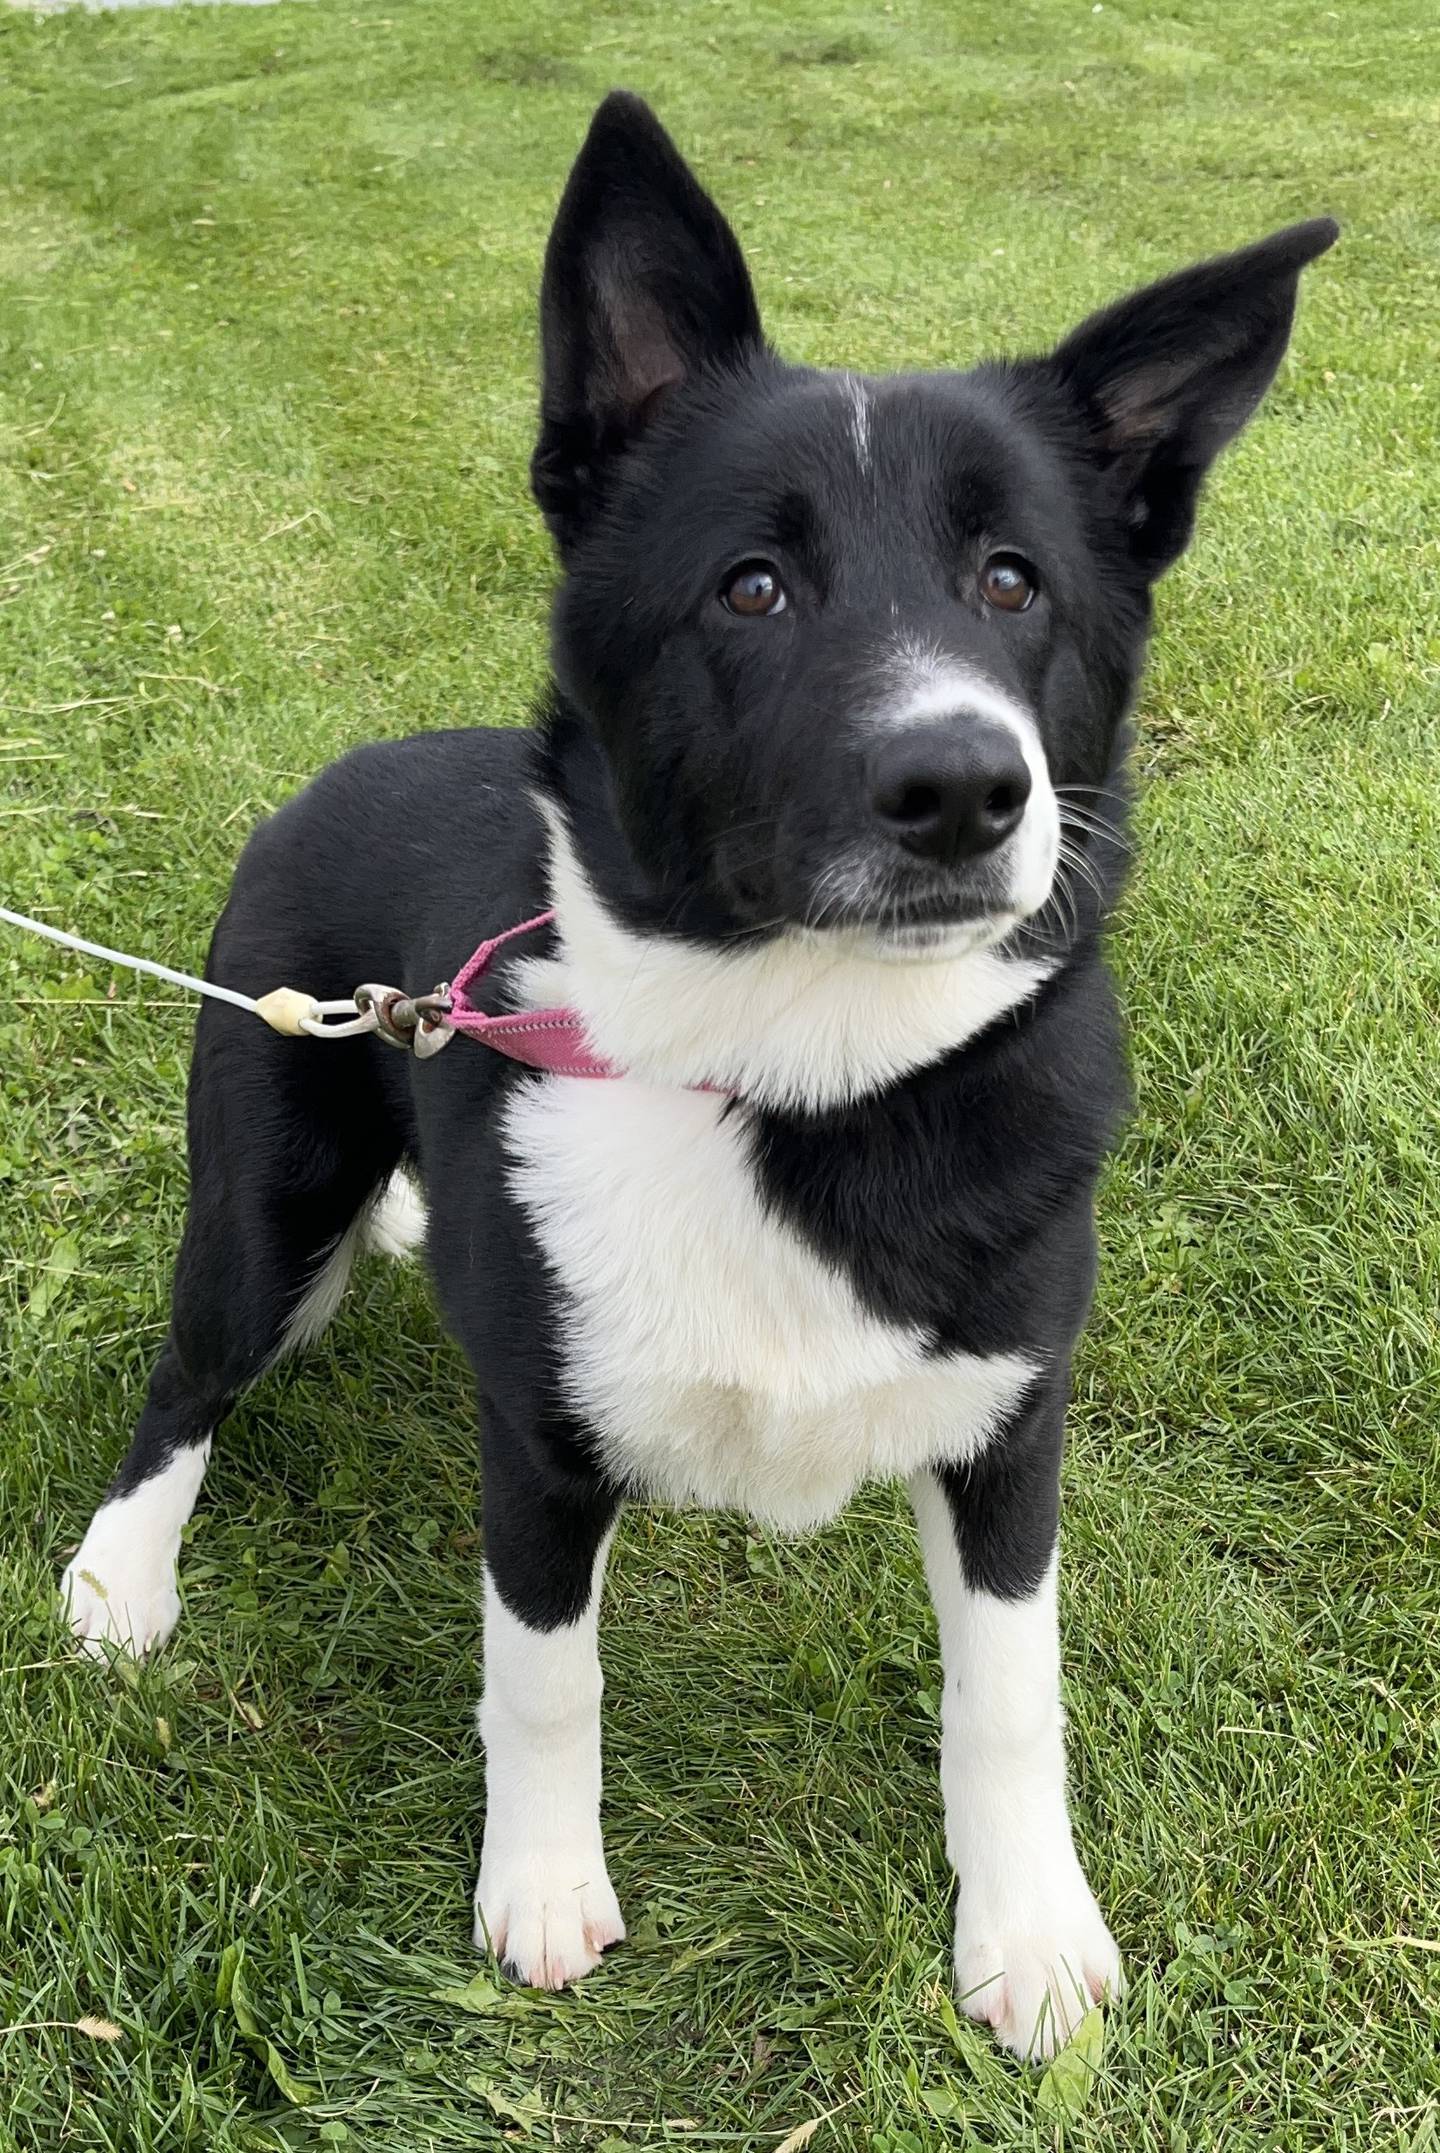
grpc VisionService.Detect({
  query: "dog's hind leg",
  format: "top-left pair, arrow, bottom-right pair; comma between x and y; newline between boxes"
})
62,1349 -> 216,1660
63,998 -> 402,1657
364,1169 -> 428,1261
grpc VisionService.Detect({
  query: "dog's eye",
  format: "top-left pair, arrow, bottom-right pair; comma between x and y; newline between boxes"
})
721,561 -> 787,617
979,554 -> 1037,612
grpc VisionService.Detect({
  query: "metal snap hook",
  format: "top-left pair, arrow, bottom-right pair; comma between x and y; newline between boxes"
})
353,982 -> 454,1055
412,984 -> 454,1058
353,983 -> 414,1049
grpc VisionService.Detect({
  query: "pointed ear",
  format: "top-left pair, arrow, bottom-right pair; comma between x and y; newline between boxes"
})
1040,218 -> 1338,578
531,92 -> 763,552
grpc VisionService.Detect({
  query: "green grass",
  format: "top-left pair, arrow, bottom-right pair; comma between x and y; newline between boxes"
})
1,0 -> 1437,2145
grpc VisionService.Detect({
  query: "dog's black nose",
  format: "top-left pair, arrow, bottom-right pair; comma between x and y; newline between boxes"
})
869,721 -> 1032,864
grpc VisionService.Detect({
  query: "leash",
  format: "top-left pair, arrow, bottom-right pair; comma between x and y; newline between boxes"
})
0,903 -> 376,1040
0,903 -> 615,1075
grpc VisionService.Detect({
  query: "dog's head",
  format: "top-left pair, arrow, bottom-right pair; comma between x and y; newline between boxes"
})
533,92 -> 1335,961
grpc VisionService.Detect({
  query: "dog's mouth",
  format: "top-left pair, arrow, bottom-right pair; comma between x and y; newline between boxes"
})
812,894 -> 1020,963
715,823 -> 1056,955
721,881 -> 1010,951
826,884 -> 999,931
790,855 -> 1030,951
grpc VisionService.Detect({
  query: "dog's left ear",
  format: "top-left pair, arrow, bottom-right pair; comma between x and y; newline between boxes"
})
1039,217 -> 1339,578
532,91 -> 763,554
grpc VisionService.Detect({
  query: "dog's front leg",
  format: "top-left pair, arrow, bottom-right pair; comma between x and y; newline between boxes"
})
472,1400 -> 625,1991
909,1384 -> 1121,2061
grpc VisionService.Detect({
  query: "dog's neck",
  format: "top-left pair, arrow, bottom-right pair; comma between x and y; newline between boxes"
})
518,807 -> 1057,1112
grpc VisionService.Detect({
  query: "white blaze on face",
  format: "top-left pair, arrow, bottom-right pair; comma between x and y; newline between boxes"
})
874,635 -> 1061,923
842,372 -> 872,470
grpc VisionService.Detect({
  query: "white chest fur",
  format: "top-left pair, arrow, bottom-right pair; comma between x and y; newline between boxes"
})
503,1077 -> 1036,1533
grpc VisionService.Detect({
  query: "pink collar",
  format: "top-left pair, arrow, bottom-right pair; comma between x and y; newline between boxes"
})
444,910 -> 619,1078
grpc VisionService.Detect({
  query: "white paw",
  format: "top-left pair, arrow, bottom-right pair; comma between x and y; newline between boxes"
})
473,1845 -> 625,1990
61,1544 -> 181,1658
954,1872 -> 1122,2061
60,1447 -> 209,1660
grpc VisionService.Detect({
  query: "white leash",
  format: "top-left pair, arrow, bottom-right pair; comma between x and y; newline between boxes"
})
0,903 -> 374,1039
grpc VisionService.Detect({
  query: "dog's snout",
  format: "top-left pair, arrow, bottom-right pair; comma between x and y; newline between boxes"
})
869,719 -> 1032,865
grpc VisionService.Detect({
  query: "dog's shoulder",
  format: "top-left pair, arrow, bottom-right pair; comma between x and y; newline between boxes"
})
216,727 -> 550,996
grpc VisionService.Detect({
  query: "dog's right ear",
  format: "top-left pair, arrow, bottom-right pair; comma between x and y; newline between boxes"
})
532,92 -> 763,554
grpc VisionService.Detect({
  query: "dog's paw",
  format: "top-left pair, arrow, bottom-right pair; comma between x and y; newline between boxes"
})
61,1544 -> 181,1659
954,1878 -> 1122,2061
473,1847 -> 625,1990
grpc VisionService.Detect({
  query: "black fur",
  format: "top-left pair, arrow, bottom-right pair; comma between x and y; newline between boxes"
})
82,95 -> 1335,1934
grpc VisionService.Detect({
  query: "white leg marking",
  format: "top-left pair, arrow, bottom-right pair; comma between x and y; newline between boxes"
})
910,1472 -> 1122,2061
364,1171 -> 427,1260
474,1544 -> 624,1989
284,1175 -> 429,1359
62,1441 -> 211,1658
277,1217 -> 364,1357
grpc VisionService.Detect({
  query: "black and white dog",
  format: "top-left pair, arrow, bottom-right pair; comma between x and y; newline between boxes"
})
62,94 -> 1335,2059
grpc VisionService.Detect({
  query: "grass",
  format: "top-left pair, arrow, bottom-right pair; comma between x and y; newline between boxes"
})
1,0 -> 1437,2145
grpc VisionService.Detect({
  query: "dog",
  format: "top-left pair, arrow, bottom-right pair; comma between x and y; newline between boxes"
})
60,92 -> 1336,2060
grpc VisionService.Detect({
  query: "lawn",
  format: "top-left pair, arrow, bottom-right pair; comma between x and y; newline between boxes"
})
1,0 -> 1437,2145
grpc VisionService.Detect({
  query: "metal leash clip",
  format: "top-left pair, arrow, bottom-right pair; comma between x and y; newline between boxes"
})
352,982 -> 455,1058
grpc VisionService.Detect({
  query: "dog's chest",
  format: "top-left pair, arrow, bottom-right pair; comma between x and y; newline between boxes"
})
502,1078 -> 1033,1531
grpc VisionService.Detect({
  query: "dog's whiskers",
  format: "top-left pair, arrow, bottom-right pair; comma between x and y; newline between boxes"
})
1052,783 -> 1130,809
1056,838 -> 1107,908
1056,803 -> 1134,857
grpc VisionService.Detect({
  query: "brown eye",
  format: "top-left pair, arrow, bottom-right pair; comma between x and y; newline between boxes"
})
721,561 -> 787,617
979,553 -> 1037,612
